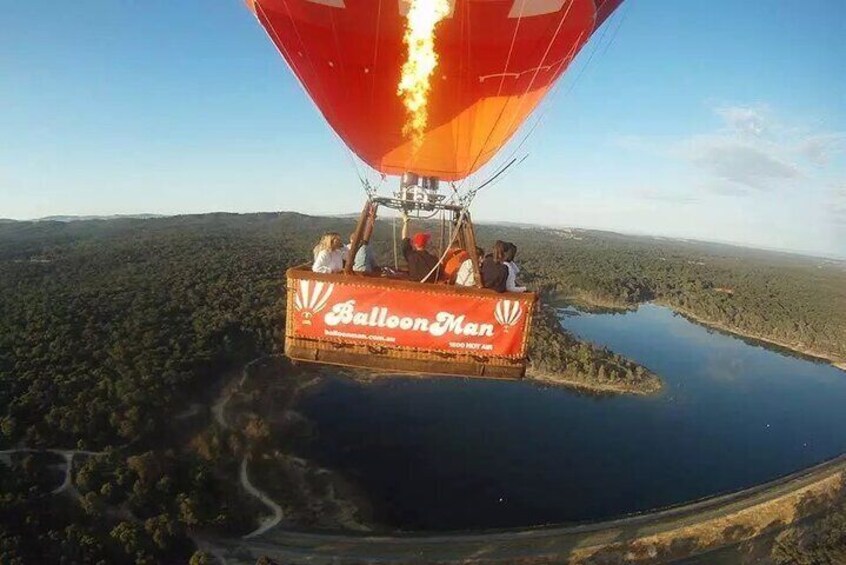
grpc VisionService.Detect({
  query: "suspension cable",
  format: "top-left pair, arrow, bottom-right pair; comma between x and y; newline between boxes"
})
454,0 -> 578,197
254,0 -> 369,190
392,214 -> 399,270
476,3 -> 630,186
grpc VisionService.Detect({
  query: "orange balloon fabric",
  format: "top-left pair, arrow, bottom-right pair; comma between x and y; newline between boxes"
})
248,0 -> 623,181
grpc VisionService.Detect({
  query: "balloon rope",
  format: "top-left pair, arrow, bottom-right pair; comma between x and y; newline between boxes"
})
476,32 -> 584,178
256,0 -> 368,188
455,0 -> 577,196
392,214 -> 399,270
368,0 -> 384,127
480,3 -> 631,189
325,8 -> 373,189
495,1 -> 525,99
417,208 -> 466,283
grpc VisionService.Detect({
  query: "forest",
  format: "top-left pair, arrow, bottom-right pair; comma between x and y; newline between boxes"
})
1,213 -> 844,563
501,224 -> 846,363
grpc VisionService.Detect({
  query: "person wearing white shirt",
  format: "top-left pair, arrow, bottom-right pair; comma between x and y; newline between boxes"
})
504,242 -> 527,292
311,232 -> 345,273
456,246 -> 484,287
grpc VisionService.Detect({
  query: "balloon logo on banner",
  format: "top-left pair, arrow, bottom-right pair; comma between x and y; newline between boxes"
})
494,299 -> 523,330
294,280 -> 335,325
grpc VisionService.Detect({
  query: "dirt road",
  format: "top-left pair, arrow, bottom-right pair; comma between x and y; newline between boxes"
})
216,453 -> 846,564
240,458 -> 284,538
0,448 -> 105,495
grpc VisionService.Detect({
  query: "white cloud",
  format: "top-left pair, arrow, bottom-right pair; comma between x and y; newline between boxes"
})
685,136 -> 800,191
601,104 -> 846,256
795,133 -> 846,166
668,105 -> 845,194
715,104 -> 771,137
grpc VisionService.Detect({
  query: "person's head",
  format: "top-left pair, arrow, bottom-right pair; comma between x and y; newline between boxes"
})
314,232 -> 342,257
411,232 -> 431,251
492,240 -> 507,263
327,232 -> 343,250
475,246 -> 484,259
504,242 -> 517,262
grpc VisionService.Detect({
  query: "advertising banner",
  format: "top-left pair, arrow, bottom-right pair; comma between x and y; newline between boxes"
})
290,278 -> 532,358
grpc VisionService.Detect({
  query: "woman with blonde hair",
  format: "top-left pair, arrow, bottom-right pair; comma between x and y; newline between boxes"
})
311,232 -> 344,273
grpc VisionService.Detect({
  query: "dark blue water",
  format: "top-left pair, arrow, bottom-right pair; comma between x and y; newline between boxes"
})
296,304 -> 846,531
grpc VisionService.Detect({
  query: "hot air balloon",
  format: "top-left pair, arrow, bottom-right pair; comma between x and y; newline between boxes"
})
246,0 -> 624,378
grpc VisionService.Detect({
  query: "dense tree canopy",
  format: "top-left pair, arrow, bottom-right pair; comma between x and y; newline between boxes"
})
1,212 -> 843,563
2,213 -> 843,448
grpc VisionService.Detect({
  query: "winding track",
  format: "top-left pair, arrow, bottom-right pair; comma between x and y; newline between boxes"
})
211,359 -> 286,539
240,458 -> 284,538
2,356 -> 286,554
6,358 -> 846,562
216,453 -> 846,564
0,448 -> 105,494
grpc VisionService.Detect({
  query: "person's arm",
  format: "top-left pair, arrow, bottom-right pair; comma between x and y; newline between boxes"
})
312,250 -> 332,273
400,213 -> 412,260
505,263 -> 526,292
363,206 -> 376,243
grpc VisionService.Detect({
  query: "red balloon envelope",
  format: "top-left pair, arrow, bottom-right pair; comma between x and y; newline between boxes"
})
247,0 -> 623,181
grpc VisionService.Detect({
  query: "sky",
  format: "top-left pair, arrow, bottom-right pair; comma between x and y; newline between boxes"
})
1,1 -> 845,258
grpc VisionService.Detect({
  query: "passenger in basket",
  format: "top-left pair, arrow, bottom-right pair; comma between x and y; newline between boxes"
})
401,215 -> 440,283
442,244 -> 468,283
456,246 -> 484,287
481,240 -> 509,293
311,232 -> 344,273
504,242 -> 527,292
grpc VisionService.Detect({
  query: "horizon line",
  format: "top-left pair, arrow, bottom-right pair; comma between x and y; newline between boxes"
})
2,210 -> 844,263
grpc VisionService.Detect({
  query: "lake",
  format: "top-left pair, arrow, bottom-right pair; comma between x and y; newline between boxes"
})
295,304 -> 846,531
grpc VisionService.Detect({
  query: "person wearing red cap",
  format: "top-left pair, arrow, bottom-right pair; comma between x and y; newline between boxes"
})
401,215 -> 440,283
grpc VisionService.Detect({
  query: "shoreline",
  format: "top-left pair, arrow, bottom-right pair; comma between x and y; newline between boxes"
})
557,293 -> 846,374
219,453 -> 846,564
654,300 -> 846,374
525,368 -> 660,396
229,359 -> 376,533
531,303 -> 663,396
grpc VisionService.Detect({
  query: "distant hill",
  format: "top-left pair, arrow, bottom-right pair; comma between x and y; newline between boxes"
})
3,210 -> 841,263
33,214 -> 167,222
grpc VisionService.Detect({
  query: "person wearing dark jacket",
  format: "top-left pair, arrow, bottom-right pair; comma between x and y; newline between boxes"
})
481,240 -> 509,293
401,215 -> 440,283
